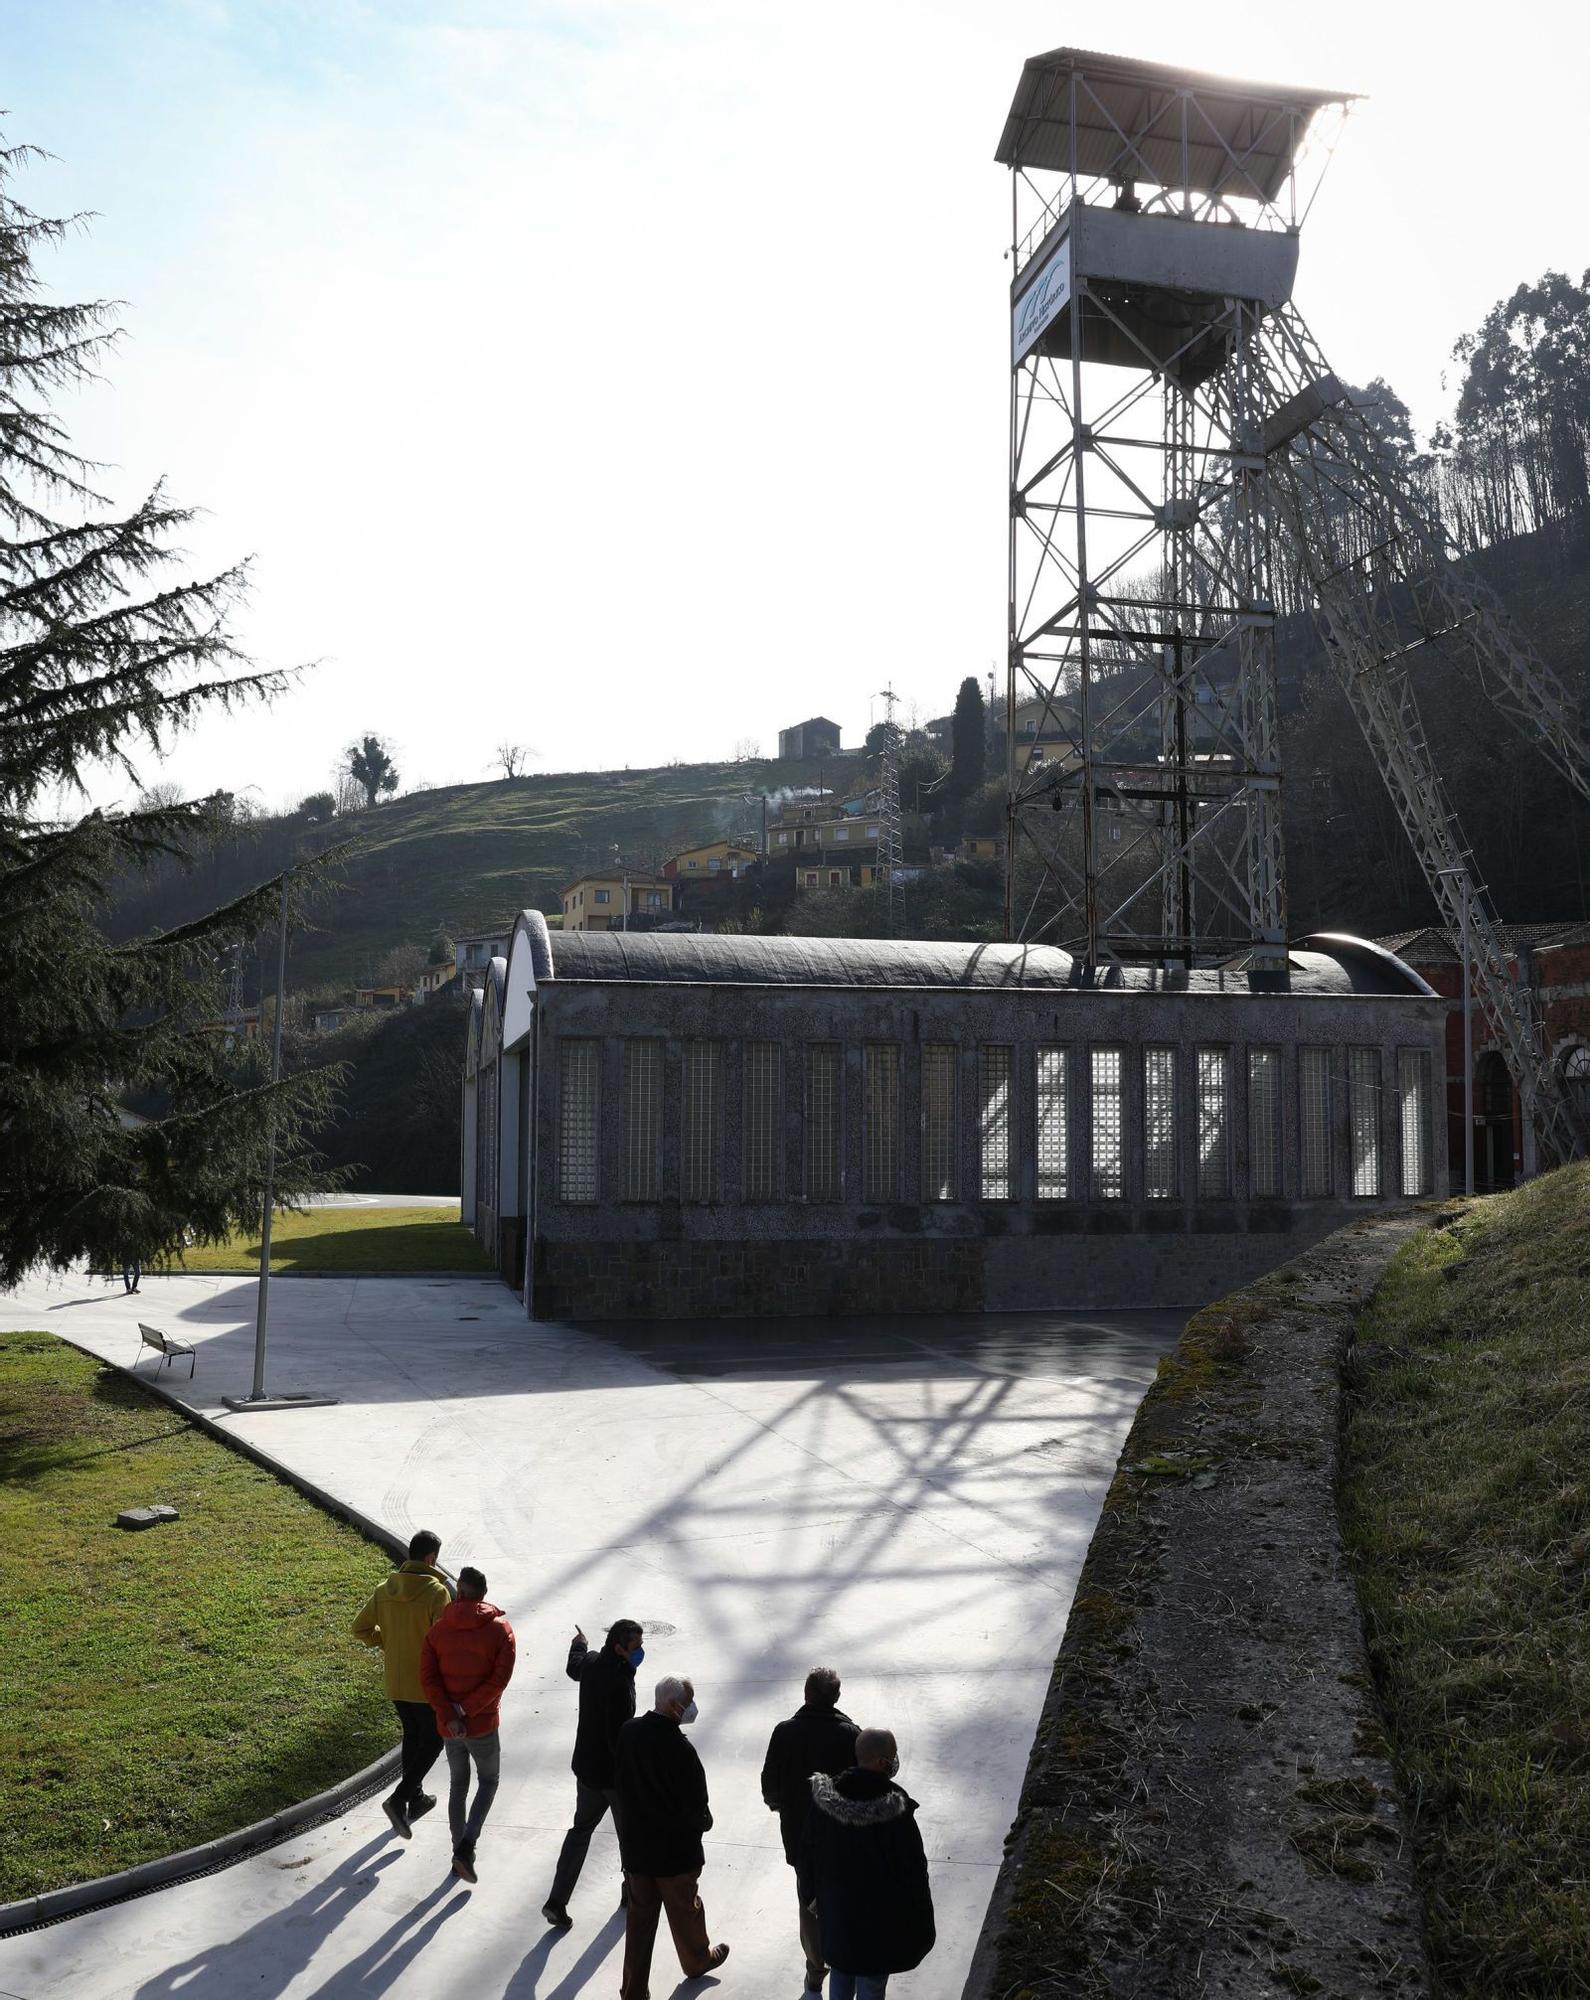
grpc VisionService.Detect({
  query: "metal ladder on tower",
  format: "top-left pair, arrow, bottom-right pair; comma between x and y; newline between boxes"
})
1257,304 -> 1590,1165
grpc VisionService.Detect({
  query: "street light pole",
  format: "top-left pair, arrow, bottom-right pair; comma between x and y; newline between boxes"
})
250,879 -> 289,1399
223,879 -> 338,1415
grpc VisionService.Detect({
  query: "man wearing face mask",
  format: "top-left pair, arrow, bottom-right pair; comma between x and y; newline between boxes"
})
797,1727 -> 935,2000
542,1618 -> 646,1928
615,1675 -> 730,2000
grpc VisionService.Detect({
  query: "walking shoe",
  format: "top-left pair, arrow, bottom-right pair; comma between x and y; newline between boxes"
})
452,1845 -> 478,1884
541,1901 -> 572,1929
382,1796 -> 411,1840
409,1793 -> 438,1821
705,1943 -> 730,1970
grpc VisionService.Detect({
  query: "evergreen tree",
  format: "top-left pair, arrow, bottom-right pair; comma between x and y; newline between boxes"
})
0,135 -> 337,1287
950,676 -> 987,793
347,732 -> 399,806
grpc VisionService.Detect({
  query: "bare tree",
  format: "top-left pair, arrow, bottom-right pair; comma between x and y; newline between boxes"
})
375,941 -> 428,989
732,736 -> 762,763
136,781 -> 184,812
496,742 -> 533,779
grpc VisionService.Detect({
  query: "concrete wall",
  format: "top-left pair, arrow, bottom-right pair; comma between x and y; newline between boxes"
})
521,981 -> 1446,1320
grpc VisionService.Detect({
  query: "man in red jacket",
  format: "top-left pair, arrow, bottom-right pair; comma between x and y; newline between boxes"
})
419,1566 -> 516,1883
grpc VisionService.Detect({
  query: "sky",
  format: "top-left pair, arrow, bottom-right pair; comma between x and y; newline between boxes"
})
5,0 -> 1586,810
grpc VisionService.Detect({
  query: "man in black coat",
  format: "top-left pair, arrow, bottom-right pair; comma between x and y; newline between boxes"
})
615,1675 -> 729,2000
761,1666 -> 860,1991
542,1618 -> 643,1927
797,1727 -> 935,2000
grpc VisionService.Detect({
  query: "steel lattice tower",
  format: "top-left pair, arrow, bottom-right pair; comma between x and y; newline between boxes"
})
997,47 -> 1590,1160
999,50 -> 1344,970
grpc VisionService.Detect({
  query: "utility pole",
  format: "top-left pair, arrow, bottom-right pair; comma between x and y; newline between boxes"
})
875,684 -> 904,936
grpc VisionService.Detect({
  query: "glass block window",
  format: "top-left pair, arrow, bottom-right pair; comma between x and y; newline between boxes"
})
921,1044 -> 957,1201
1036,1047 -> 1068,1199
743,1041 -> 783,1199
1196,1046 -> 1230,1198
804,1044 -> 842,1200
1248,1047 -> 1282,1199
558,1039 -> 600,1203
1090,1047 -> 1124,1199
1143,1046 -> 1177,1200
863,1044 -> 900,1202
1398,1047 -> 1432,1197
979,1045 -> 1013,1200
1300,1046 -> 1332,1197
682,1040 -> 723,1202
1349,1047 -> 1381,1197
623,1039 -> 663,1200
479,1058 -> 499,1212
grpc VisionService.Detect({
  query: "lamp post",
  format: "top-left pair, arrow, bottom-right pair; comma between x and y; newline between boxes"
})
1436,867 -> 1475,1197
223,879 -> 339,1414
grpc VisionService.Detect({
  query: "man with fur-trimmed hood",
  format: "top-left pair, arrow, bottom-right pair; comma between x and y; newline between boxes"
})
796,1727 -> 935,1998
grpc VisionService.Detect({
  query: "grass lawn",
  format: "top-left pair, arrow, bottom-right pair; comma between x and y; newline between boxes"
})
173,1203 -> 490,1274
0,1333 -> 398,1903
1341,1164 -> 1590,1997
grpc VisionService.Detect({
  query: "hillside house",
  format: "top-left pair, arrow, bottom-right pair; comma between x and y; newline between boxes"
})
778,716 -> 843,761
456,930 -> 513,989
662,839 -> 760,881
562,871 -> 675,932
769,793 -> 883,891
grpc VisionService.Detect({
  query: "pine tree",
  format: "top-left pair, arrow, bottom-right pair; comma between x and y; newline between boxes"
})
0,136 -> 338,1287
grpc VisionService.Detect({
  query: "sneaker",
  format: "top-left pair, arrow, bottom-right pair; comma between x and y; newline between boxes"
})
452,1846 -> 478,1884
705,1943 -> 730,1970
409,1793 -> 438,1822
382,1797 -> 412,1841
541,1901 -> 572,1929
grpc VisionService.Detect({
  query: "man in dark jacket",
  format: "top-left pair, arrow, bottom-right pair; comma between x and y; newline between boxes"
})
797,1728 -> 934,2000
761,1666 -> 859,1991
615,1675 -> 729,2000
541,1617 -> 644,1927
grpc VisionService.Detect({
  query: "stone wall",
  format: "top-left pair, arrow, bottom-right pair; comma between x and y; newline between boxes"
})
961,1214 -> 1434,1999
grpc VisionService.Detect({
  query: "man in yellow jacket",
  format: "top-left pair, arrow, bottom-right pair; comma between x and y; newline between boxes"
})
353,1528 -> 454,1839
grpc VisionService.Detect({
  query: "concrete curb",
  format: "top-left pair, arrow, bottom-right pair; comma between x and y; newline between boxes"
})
0,1341 -> 408,1940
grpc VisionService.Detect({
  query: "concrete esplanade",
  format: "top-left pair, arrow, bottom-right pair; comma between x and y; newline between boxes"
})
0,1268 -> 1178,1998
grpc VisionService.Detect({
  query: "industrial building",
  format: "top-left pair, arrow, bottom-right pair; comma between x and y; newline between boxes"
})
463,912 -> 1445,1321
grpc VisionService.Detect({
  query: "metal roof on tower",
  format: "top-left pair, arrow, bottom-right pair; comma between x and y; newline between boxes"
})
995,47 -> 1355,197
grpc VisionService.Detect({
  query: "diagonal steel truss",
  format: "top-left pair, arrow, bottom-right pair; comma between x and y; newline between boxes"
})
1258,305 -> 1590,1163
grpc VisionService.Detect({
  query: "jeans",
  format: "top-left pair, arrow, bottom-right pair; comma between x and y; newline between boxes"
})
829,1975 -> 888,2000
620,1870 -> 714,2000
391,1700 -> 443,1812
444,1730 -> 500,1852
548,1777 -> 624,1907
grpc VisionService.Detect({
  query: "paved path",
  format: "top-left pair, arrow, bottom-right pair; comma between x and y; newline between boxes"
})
0,1272 -> 1176,2000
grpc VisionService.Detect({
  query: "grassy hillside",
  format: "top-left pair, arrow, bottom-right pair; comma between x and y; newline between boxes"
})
1342,1166 -> 1590,1995
110,754 -> 861,994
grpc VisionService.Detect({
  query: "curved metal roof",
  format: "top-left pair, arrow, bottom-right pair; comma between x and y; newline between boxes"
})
543,929 -> 1431,998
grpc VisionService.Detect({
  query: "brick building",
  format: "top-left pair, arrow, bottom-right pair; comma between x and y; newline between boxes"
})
1378,922 -> 1590,1192
463,914 -> 1446,1320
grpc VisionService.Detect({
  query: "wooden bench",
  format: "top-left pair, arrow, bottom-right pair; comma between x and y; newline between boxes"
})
138,1323 -> 196,1380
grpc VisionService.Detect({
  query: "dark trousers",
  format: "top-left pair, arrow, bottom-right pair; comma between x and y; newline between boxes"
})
548,1777 -> 623,1907
620,1870 -> 713,2000
391,1700 -> 443,1811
